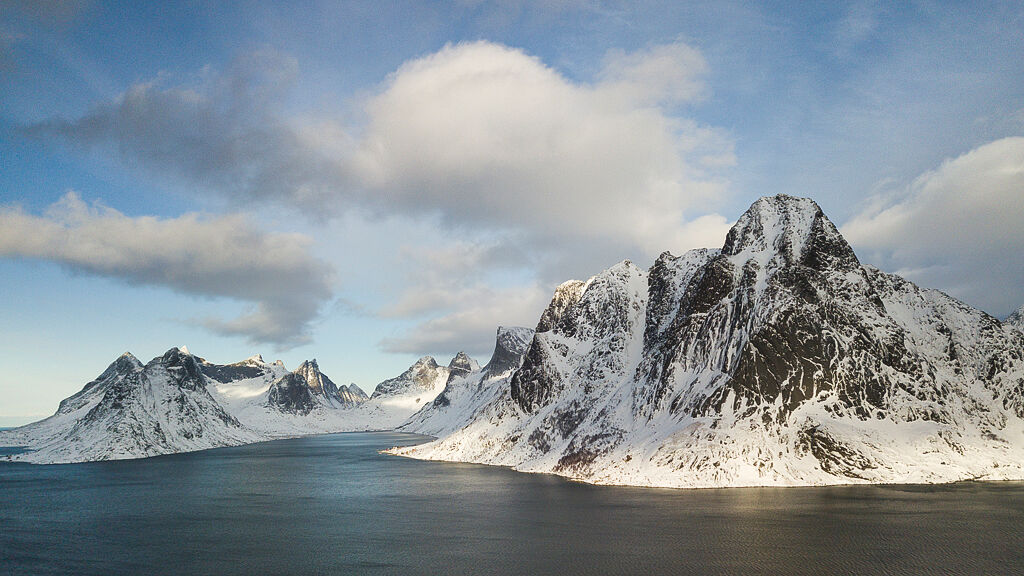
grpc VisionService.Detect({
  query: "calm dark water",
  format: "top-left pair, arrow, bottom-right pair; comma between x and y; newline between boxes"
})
2,432 -> 1024,576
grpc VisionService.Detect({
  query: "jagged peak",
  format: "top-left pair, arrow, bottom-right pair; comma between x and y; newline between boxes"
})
162,347 -> 187,361
413,356 -> 439,368
245,354 -> 265,364
496,325 -> 534,341
448,351 -> 477,371
723,195 -> 823,256
98,351 -> 143,379
1007,305 -> 1024,329
179,345 -> 191,356
722,194 -> 856,271
485,326 -> 535,376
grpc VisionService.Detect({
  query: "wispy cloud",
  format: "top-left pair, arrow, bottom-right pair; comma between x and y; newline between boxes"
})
842,137 -> 1024,315
0,192 -> 334,348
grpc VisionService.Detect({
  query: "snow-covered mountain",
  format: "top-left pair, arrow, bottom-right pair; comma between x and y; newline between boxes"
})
351,353 -> 480,431
0,348 -> 263,463
393,195 -> 1024,488
1007,305 -> 1024,331
371,356 -> 451,399
267,359 -> 368,414
201,352 -> 445,437
3,349 -> 417,463
403,327 -> 534,437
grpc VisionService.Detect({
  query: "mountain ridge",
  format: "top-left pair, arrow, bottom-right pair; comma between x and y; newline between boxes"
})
393,194 -> 1024,488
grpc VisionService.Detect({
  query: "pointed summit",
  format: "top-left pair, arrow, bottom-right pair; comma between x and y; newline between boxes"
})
266,359 -> 364,413
294,359 -> 336,397
447,351 -> 478,373
536,280 -> 586,333
723,194 -> 858,272
372,356 -> 449,399
1007,305 -> 1024,331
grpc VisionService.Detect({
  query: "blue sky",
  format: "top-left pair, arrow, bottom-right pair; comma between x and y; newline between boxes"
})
2,1 -> 1023,425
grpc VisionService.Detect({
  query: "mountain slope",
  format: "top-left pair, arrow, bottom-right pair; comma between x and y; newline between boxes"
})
393,195 -> 1024,488
1007,305 -> 1024,331
1,348 -> 263,463
371,356 -> 450,399
403,327 -> 535,437
1,350 -> 414,462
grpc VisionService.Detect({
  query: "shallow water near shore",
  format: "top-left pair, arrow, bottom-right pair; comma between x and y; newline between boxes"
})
2,431 -> 1023,575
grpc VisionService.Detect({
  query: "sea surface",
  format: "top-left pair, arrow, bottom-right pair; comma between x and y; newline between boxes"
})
2,432 -> 1023,575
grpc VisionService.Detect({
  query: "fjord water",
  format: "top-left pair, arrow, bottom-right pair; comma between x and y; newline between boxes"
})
2,433 -> 1023,576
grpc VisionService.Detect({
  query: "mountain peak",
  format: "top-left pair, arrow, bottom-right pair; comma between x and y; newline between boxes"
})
1007,305 -> 1024,330
372,355 -> 449,399
536,280 -> 586,333
448,350 -> 479,373
722,194 -> 858,273
415,355 -> 438,367
723,195 -> 822,257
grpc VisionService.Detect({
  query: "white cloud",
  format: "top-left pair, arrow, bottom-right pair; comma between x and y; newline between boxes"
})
0,192 -> 334,348
353,41 -> 732,258
379,282 -> 550,357
28,41 -> 738,355
599,42 -> 708,105
842,137 -> 1024,315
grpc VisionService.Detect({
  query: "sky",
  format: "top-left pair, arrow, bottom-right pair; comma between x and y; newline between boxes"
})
1,0 -> 1023,425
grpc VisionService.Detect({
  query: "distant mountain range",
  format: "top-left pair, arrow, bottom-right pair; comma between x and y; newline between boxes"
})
0,342 -> 493,463
5,194 -> 1024,491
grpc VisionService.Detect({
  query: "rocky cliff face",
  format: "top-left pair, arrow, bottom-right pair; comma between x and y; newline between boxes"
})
394,195 -> 1024,488
483,326 -> 536,378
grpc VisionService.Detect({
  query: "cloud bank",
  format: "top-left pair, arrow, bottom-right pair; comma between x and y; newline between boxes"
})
27,41 -> 737,354
0,192 -> 334,348
843,137 -> 1024,316
30,41 -> 733,260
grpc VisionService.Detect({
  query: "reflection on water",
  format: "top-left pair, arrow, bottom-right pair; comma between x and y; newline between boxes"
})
2,432 -> 1023,575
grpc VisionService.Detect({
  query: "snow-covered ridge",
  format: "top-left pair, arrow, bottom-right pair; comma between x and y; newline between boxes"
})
0,347 -> 263,464
393,194 -> 1024,489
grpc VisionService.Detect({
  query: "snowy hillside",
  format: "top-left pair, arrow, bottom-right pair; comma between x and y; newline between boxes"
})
0,348 -> 263,463
1007,305 -> 1024,331
0,348 -> 457,463
402,326 -> 534,437
392,195 -> 1024,488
